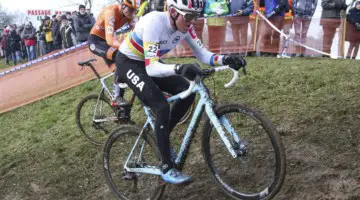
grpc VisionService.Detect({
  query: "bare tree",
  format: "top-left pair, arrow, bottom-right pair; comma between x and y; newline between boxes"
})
14,12 -> 30,25
0,3 -> 15,28
66,0 -> 94,10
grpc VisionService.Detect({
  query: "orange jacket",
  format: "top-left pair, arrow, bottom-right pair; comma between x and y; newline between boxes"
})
90,5 -> 132,48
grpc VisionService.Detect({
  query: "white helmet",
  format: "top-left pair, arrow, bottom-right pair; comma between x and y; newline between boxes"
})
167,0 -> 204,13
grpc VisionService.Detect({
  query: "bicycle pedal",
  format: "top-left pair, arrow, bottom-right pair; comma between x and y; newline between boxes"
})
122,172 -> 137,180
94,115 -> 106,120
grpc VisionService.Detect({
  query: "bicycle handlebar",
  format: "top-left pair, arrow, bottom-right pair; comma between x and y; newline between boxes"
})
179,65 -> 239,99
213,66 -> 239,88
179,81 -> 196,99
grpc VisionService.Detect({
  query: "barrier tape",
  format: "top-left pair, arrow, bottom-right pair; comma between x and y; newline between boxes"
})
256,11 -> 332,57
0,11 -> 350,78
201,11 -> 334,57
0,41 -> 88,77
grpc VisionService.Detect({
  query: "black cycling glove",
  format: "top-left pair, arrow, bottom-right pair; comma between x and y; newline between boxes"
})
223,54 -> 247,71
175,63 -> 201,81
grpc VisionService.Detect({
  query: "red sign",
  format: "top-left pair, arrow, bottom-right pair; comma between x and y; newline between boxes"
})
27,10 -> 66,16
28,10 -> 51,16
55,11 -> 65,15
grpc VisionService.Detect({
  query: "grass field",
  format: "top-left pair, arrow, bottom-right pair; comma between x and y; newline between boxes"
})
0,59 -> 11,70
0,58 -> 27,70
1,57 -> 359,199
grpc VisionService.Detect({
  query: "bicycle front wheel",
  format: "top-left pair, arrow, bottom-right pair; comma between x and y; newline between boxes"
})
202,104 -> 286,200
103,125 -> 165,200
76,93 -> 118,145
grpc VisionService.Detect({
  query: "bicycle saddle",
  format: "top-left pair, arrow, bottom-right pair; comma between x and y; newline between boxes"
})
78,58 -> 97,66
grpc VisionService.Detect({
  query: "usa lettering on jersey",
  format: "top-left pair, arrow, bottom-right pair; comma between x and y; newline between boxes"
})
126,69 -> 145,91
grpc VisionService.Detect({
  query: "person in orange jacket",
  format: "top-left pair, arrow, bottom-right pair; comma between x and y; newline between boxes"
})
88,0 -> 143,105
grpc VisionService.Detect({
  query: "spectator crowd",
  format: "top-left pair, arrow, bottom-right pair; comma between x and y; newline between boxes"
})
1,0 -> 360,66
0,5 -> 95,66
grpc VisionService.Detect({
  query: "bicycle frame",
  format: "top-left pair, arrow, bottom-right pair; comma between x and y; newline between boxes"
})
91,72 -> 117,123
87,68 -> 137,124
99,72 -> 116,100
124,68 -> 244,176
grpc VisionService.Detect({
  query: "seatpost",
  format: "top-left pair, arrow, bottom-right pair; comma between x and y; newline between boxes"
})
88,63 -> 102,79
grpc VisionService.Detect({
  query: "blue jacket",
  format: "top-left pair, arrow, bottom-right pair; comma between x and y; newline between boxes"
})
230,0 -> 254,16
263,0 -> 288,16
347,2 -> 360,25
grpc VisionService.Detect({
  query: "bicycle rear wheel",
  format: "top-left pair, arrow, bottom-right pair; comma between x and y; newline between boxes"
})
103,125 -> 165,200
202,104 -> 286,200
76,93 -> 118,145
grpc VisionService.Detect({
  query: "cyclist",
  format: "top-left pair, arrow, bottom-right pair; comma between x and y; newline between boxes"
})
115,0 -> 246,184
88,0 -> 143,106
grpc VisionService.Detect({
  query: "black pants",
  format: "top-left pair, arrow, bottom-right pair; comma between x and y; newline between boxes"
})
46,42 -> 54,54
53,43 -> 62,51
88,34 -> 124,98
115,52 -> 195,170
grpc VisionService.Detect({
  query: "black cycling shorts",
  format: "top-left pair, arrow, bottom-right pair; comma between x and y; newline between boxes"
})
88,34 -> 118,66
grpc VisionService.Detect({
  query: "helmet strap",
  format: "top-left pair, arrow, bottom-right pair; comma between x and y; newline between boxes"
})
171,12 -> 180,31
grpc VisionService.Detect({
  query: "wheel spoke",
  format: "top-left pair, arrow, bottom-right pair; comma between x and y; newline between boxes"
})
76,94 -> 118,145
104,126 -> 165,200
203,104 -> 286,199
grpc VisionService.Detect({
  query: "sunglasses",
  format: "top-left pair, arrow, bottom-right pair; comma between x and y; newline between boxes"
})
176,9 -> 200,22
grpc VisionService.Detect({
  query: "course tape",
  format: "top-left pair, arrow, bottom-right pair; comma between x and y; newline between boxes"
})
0,11 -> 347,78
256,11 -> 332,57
0,41 -> 88,77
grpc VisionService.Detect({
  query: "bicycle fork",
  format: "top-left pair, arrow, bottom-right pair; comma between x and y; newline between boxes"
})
206,104 -> 245,158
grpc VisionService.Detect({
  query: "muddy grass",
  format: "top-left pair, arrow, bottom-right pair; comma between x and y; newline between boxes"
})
1,57 -> 360,199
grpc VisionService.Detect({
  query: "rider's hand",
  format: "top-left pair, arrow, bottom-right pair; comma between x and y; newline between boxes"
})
223,54 -> 247,71
175,63 -> 201,81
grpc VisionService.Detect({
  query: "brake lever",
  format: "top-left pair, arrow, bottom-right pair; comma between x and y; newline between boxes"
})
80,65 -> 84,71
201,68 -> 215,76
201,69 -> 211,76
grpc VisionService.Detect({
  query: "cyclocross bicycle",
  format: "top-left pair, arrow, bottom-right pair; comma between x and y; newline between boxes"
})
75,59 -> 194,145
103,65 -> 286,200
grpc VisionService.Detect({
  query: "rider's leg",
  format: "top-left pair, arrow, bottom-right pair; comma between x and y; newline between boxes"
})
115,52 -> 192,184
153,75 -> 196,132
88,34 -> 125,104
